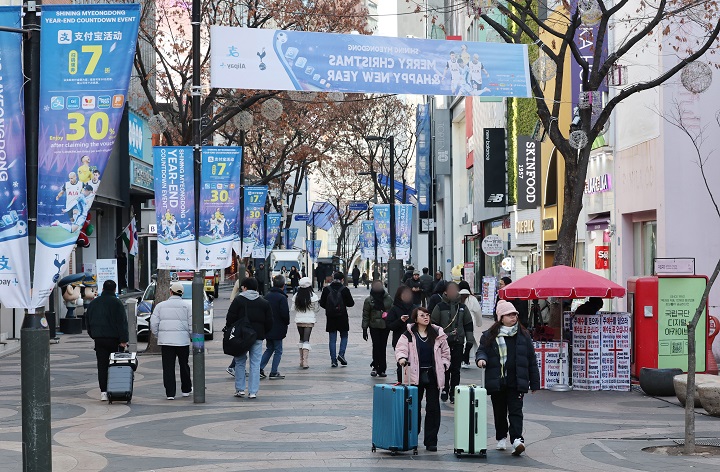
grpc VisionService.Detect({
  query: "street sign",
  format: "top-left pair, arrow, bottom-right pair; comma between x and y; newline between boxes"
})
294,213 -> 310,222
421,218 -> 435,232
349,201 -> 369,212
654,258 -> 695,275
481,234 -> 504,257
148,224 -> 157,234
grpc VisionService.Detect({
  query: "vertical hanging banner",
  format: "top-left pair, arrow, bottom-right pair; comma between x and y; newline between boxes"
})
306,240 -> 321,262
32,4 -> 140,307
0,7 -> 31,308
285,228 -> 298,248
395,204 -> 413,261
242,186 -> 267,258
373,204 -> 390,263
153,147 -> 196,270
264,213 -> 282,256
415,104 -> 431,213
198,146 -> 242,270
483,127 -> 506,208
361,220 -> 375,260
516,136 -> 540,210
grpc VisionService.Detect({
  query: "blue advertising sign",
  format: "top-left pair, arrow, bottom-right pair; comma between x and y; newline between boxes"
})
373,204 -> 390,263
0,7 -> 31,309
130,158 -> 153,191
32,4 -> 140,306
211,27 -> 531,97
153,147 -> 196,270
349,201 -> 369,212
286,228 -> 299,248
415,104 -> 431,213
128,111 -> 144,159
294,213 -> 310,221
395,204 -> 413,261
241,186 -> 267,258
306,240 -> 322,262
264,213 -> 282,256
361,220 -> 375,261
198,147 -> 242,270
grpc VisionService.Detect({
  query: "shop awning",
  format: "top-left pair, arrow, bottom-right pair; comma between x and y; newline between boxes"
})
586,214 -> 610,231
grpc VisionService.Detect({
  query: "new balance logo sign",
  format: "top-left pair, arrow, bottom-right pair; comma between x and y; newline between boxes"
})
487,194 -> 504,204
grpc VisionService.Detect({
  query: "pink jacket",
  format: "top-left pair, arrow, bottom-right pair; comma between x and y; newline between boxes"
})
394,324 -> 451,389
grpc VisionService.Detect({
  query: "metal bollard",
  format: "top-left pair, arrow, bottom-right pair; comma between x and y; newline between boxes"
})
125,298 -> 138,353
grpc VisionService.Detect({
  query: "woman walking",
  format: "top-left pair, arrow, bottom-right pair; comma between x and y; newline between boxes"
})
292,277 -> 319,369
289,266 -> 301,294
458,281 -> 482,369
476,300 -> 540,456
362,280 -> 393,377
385,285 -> 416,383
395,307 -> 451,452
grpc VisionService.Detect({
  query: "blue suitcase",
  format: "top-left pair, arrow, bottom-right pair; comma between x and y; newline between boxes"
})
371,383 -> 419,455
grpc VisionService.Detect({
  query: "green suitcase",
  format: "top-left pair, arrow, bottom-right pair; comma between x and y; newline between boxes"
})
453,369 -> 487,458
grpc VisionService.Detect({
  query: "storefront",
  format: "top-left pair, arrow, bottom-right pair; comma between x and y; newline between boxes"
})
509,208 -> 542,280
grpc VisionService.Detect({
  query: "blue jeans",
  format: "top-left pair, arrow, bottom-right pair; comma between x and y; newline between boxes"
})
234,340 -> 263,394
328,331 -> 348,362
260,339 -> 283,374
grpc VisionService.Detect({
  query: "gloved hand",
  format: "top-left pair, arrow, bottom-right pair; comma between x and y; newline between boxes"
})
363,328 -> 369,341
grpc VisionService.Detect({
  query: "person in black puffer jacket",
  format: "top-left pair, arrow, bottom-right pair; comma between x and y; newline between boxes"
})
260,275 -> 291,380
476,299 -> 540,457
426,280 -> 446,314
319,272 -> 355,367
385,285 -> 416,382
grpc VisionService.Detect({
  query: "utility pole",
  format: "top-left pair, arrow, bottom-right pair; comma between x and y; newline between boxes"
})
190,0 -> 205,403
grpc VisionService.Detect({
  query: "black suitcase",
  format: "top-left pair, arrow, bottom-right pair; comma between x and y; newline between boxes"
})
107,365 -> 134,404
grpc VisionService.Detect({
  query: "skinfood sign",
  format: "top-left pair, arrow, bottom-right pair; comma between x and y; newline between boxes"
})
517,136 -> 540,209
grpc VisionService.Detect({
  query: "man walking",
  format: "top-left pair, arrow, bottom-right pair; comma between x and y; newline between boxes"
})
319,272 -> 355,367
151,282 -> 192,400
256,262 -> 267,295
351,265 -> 361,288
85,280 -> 128,401
260,275 -> 290,380
419,267 -> 434,307
405,270 -> 423,306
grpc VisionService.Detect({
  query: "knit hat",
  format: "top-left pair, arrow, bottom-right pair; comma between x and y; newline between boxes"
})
298,277 -> 312,289
496,300 -> 518,319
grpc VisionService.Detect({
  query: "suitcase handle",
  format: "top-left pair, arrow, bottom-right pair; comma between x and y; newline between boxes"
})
474,412 -> 478,434
479,367 -> 485,388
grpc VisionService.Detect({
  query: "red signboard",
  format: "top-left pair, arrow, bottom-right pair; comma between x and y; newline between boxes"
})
595,246 -> 609,270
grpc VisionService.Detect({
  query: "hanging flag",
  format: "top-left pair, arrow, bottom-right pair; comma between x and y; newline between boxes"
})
31,4 -> 140,307
121,217 -> 138,256
198,146 -> 242,270
241,186 -> 267,258
361,220 -> 375,260
395,204 -> 414,261
285,228 -> 299,248
153,147 -> 196,270
306,240 -> 322,262
263,213 -> 282,257
415,104 -> 431,213
373,204 -> 390,263
0,7 -> 31,309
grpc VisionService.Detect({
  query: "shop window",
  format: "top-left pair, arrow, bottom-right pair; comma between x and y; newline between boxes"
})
545,151 -> 558,207
633,221 -> 656,276
575,241 -> 586,270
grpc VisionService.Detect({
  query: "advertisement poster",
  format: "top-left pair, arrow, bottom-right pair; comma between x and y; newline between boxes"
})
285,228 -> 298,249
658,277 -> 706,371
415,104 -> 431,213
534,342 -> 569,389
395,204 -> 413,261
373,204 -> 390,263
241,186 -> 268,258
483,128 -> 506,207
480,276 -> 497,316
0,7 -> 31,308
306,240 -> 321,262
433,108 -> 451,175
264,213 -> 282,256
153,147 -> 196,270
463,262 -> 475,293
211,27 -> 531,97
32,4 -> 140,307
198,147 -> 242,270
95,259 -> 118,295
600,312 -> 631,391
595,245 -> 609,270
361,220 -> 375,260
572,314 -> 602,391
516,136 -> 540,210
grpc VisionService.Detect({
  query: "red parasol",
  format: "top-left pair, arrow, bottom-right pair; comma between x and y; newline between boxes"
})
499,265 -> 626,300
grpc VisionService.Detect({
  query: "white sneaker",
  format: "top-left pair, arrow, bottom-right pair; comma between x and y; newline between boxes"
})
248,393 -> 257,399
100,392 -> 108,402
182,389 -> 192,397
496,438 -> 507,450
461,362 -> 471,369
167,396 -> 175,400
234,391 -> 245,398
512,438 -> 525,456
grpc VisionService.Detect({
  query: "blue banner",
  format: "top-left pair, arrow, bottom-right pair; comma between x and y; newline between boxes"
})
241,186 -> 267,258
153,147 -> 196,270
306,240 -> 322,262
32,4 -> 140,307
211,27 -> 531,97
285,228 -> 298,248
360,220 -> 375,261
199,146 -> 242,270
264,213 -> 282,256
373,204 -> 390,263
0,7 -> 31,309
395,204 -> 413,261
415,104 -> 431,212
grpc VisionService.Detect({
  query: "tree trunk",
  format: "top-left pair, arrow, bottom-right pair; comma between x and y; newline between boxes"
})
142,269 -> 171,355
554,146 -> 592,267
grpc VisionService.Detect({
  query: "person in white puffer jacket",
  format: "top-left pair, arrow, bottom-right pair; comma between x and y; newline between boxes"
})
292,277 -> 320,369
151,282 -> 192,400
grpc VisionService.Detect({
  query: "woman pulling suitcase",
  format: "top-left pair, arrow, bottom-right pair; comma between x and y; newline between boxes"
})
395,307 -> 451,452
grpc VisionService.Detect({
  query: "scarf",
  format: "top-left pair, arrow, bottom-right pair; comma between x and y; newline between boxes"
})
370,289 -> 386,311
496,324 -> 519,378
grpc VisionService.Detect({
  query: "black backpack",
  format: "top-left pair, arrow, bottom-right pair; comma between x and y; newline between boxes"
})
326,286 -> 346,318
222,300 -> 257,356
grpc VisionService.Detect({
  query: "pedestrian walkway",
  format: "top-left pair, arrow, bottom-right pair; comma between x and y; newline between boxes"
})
0,286 -> 718,471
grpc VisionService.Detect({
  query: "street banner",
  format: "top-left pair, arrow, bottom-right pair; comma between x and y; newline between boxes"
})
416,104 -> 431,213
516,136 -> 540,210
433,108 -> 451,175
153,147 -> 196,270
211,26 -> 531,97
533,342 -> 569,389
373,204 -> 390,263
32,4 -> 140,307
361,220 -> 375,260
198,146 -> 242,270
285,228 -> 298,248
395,204 -> 413,261
264,213 -> 282,256
480,276 -> 497,315
571,0 -> 608,127
600,312 -> 631,391
0,7 -> 31,308
483,128 -> 506,207
572,314 -> 602,391
306,240 -> 321,262
241,186 -> 267,258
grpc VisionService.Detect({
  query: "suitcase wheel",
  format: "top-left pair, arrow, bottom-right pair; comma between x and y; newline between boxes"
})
480,449 -> 487,458
371,445 -> 376,453
413,448 -> 418,456
391,451 -> 397,456
456,453 -> 462,459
